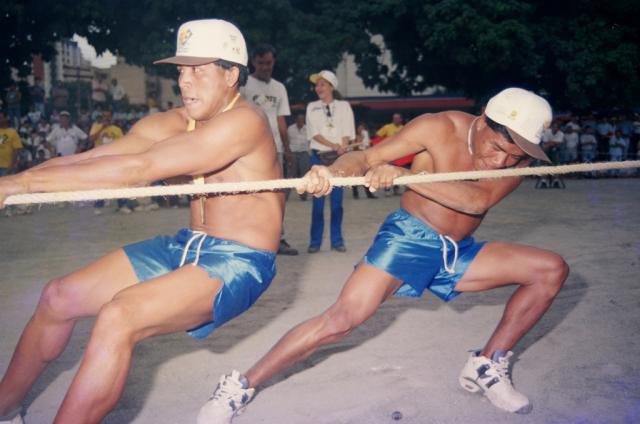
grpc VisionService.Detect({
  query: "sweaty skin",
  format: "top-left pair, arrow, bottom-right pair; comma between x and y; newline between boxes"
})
0,62 -> 283,424
241,110 -> 568,391
2,65 -> 283,251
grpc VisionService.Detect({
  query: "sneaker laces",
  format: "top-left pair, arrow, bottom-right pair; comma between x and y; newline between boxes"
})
492,354 -> 514,385
210,373 -> 246,404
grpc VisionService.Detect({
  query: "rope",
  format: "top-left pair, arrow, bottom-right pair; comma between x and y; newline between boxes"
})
4,160 -> 640,206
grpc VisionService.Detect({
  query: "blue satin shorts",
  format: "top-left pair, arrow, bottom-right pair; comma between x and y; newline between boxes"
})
363,209 -> 485,301
123,228 -> 276,339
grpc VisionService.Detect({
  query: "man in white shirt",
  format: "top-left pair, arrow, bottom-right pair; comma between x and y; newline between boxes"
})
563,125 -> 579,163
241,43 -> 297,255
287,112 -> 311,200
46,111 -> 87,156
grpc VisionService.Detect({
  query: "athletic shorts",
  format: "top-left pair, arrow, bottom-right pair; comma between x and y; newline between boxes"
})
123,228 -> 276,339
363,208 -> 485,301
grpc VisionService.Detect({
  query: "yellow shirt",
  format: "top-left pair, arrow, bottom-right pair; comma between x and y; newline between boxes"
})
376,123 -> 404,138
0,128 -> 23,168
90,123 -> 124,146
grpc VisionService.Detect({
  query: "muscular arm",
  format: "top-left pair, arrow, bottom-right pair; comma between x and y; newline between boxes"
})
8,108 -> 260,197
338,113 -> 527,215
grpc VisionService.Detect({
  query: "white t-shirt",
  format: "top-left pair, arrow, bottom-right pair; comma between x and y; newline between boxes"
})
287,124 -> 309,153
47,125 -> 87,156
306,100 -> 355,152
580,134 -> 597,151
241,75 -> 290,152
564,132 -> 579,150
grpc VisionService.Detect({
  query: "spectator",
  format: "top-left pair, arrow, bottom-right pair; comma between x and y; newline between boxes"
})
608,129 -> 629,176
306,70 -> 355,253
0,111 -> 23,177
0,110 -> 24,217
4,82 -> 22,128
376,113 -> 405,196
287,112 -> 311,200
47,111 -> 87,157
376,112 -> 404,138
595,116 -> 615,160
539,121 -> 565,188
563,125 -> 579,163
91,73 -> 109,109
109,78 -> 127,111
26,105 -> 42,126
579,125 -> 598,163
241,43 -> 298,255
50,81 -> 70,112
29,77 -> 46,117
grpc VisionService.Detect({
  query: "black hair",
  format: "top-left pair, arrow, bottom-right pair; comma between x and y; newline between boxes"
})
213,59 -> 249,87
252,43 -> 276,59
485,116 -> 515,144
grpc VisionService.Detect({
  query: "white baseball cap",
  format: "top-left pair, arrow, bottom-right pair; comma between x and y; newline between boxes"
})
309,70 -> 339,89
485,87 -> 552,162
155,19 -> 248,66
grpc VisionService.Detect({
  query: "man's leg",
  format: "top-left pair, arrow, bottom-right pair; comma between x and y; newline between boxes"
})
245,263 -> 402,388
54,264 -> 221,424
0,249 -> 138,417
455,242 -> 569,357
453,242 -> 568,413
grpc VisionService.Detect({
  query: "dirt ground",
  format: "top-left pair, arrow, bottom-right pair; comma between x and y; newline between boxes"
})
1,178 -> 639,424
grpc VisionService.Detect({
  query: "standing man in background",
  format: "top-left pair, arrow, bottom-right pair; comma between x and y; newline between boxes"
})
0,111 -> 23,178
287,112 -> 311,201
46,111 -> 87,157
241,43 -> 298,256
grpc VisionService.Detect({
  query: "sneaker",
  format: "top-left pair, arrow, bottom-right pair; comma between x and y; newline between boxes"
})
307,245 -> 320,254
278,239 -> 299,256
133,204 -> 146,212
117,206 -> 132,214
0,407 -> 24,424
93,208 -> 103,215
458,350 -> 532,414
331,245 -> 347,253
197,370 -> 254,424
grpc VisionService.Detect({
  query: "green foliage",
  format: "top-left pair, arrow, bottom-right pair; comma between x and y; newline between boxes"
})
2,0 -> 639,112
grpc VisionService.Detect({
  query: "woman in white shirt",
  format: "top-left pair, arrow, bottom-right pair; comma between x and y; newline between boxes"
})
305,70 -> 355,253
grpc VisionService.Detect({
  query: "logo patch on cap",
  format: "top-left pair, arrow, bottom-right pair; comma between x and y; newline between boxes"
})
179,29 -> 193,46
510,110 -> 518,119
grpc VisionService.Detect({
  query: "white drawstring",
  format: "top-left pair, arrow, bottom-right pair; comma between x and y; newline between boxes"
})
439,234 -> 459,274
179,231 -> 208,267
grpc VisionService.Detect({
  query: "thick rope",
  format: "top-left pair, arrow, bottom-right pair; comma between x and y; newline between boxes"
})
4,160 -> 639,206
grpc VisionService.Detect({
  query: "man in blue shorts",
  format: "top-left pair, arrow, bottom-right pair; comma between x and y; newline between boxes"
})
200,88 -> 570,422
0,19 -> 283,424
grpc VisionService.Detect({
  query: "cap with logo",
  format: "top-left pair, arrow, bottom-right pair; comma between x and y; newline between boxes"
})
309,70 -> 339,89
154,19 -> 248,66
484,87 -> 552,162
59,110 -> 71,117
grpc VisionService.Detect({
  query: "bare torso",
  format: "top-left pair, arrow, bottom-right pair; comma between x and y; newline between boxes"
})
397,111 -> 523,240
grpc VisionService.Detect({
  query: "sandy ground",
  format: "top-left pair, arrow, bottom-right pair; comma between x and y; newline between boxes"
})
1,178 -> 639,424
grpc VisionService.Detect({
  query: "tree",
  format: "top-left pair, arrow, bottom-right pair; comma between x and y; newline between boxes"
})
340,0 -> 640,111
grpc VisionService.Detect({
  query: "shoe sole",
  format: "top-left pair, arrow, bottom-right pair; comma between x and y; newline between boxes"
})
458,376 -> 532,414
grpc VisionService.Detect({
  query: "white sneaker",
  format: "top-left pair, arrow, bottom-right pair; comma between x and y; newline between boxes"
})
117,206 -> 132,214
197,370 -> 255,424
0,407 -> 24,424
144,202 -> 160,211
459,350 -> 532,414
